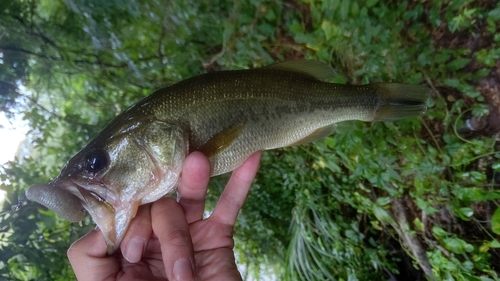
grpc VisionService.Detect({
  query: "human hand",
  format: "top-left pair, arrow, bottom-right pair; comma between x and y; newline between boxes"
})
67,151 -> 261,281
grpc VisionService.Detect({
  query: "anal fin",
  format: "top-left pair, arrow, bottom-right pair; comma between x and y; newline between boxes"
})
289,124 -> 336,146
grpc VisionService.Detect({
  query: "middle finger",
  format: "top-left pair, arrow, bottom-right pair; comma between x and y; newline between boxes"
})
152,197 -> 195,281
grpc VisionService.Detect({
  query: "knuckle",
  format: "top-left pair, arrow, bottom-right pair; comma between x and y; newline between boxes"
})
179,197 -> 200,208
233,171 -> 254,186
166,229 -> 191,247
130,216 -> 151,231
220,193 -> 242,210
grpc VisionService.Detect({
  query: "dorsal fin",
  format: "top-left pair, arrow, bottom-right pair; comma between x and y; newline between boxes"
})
261,60 -> 335,80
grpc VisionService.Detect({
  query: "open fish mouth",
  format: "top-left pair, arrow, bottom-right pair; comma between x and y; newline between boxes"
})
62,179 -> 135,254
26,179 -> 130,253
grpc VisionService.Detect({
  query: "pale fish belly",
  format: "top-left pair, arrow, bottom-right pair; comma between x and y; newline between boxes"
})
208,105 -> 375,175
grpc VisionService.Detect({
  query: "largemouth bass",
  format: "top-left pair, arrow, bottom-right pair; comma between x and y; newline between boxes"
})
26,60 -> 429,253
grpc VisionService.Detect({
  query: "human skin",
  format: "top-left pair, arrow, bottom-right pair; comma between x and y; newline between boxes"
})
67,151 -> 261,281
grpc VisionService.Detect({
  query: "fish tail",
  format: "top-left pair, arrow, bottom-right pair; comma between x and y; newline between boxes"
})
372,83 -> 430,121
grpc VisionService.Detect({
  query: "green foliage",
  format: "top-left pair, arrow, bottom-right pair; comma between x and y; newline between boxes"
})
492,208 -> 500,235
1,0 -> 500,280
276,0 -> 500,280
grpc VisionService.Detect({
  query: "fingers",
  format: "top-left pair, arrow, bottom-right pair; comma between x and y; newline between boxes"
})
119,204 -> 152,263
68,206 -> 154,279
211,151 -> 261,225
152,197 -> 196,281
68,229 -> 119,280
178,151 -> 211,223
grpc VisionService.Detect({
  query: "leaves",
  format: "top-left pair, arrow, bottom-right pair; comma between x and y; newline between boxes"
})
492,207 -> 500,235
2,0 -> 500,280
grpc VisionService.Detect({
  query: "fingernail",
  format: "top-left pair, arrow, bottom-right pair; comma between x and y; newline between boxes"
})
173,258 -> 194,281
124,237 -> 145,263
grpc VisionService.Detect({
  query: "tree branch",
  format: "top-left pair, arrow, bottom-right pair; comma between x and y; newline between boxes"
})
391,198 -> 436,281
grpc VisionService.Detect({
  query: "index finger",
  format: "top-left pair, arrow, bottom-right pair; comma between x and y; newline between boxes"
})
211,151 -> 261,225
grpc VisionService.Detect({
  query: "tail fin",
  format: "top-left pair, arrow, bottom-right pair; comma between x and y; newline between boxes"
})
372,83 -> 430,121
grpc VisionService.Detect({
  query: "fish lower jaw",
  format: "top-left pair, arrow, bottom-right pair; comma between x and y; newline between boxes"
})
92,200 -> 140,254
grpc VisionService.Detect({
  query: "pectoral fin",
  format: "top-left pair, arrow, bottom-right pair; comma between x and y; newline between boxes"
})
197,123 -> 244,158
289,124 -> 337,146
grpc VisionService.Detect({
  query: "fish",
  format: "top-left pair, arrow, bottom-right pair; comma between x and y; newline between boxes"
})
25,60 -> 429,253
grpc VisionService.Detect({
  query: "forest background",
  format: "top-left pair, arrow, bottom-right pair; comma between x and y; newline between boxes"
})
1,0 -> 500,280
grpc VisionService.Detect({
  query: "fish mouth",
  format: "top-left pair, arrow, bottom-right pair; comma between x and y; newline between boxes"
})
61,179 -> 135,254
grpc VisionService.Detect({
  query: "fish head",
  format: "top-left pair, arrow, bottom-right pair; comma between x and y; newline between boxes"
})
26,119 -> 188,253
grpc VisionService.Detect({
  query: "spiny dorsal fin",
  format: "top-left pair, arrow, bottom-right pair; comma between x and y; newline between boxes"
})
197,123 -> 244,158
261,60 -> 335,80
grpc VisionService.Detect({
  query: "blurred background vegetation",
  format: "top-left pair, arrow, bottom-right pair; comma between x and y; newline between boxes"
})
1,0 -> 500,280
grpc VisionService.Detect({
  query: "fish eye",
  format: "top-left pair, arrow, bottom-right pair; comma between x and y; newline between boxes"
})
85,151 -> 108,173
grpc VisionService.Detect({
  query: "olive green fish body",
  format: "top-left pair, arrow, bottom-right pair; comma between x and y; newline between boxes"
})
26,60 -> 429,252
129,68 -> 422,175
